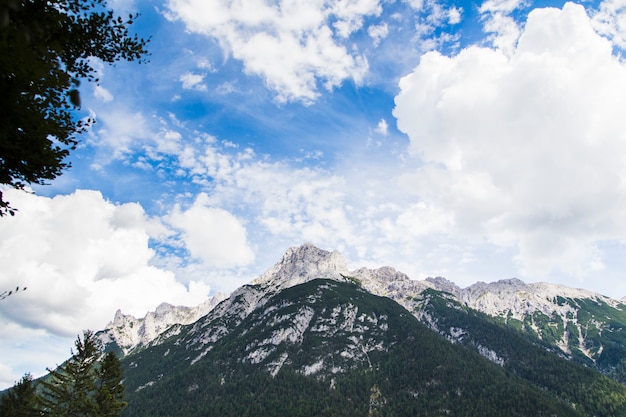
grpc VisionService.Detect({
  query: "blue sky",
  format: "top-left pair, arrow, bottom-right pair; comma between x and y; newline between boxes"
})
3,0 -> 626,388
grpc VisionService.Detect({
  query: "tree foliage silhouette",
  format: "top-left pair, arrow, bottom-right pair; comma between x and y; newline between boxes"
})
0,285 -> 26,300
0,0 -> 149,215
0,373 -> 39,417
96,352 -> 127,417
38,330 -> 127,417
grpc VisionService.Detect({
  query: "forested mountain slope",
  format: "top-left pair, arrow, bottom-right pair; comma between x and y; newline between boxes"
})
121,279 -> 622,417
83,244 -> 626,416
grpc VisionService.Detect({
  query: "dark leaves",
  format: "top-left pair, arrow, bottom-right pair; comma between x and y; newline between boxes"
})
0,285 -> 27,300
0,0 -> 149,215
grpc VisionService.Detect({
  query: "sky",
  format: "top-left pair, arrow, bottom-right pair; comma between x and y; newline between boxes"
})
2,0 -> 626,389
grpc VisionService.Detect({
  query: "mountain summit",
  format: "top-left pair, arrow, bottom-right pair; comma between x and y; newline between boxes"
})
254,243 -> 350,288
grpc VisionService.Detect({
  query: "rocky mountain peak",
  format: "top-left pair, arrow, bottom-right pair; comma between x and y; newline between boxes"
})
97,292 -> 228,354
154,302 -> 175,315
353,266 -> 410,283
465,278 -> 527,294
254,243 -> 349,289
425,276 -> 462,296
113,309 -> 126,323
91,243 -> 626,413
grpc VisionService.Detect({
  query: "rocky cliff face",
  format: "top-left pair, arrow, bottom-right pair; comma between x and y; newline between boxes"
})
447,278 -> 625,365
254,243 -> 349,288
97,293 -> 228,354
249,244 -> 626,372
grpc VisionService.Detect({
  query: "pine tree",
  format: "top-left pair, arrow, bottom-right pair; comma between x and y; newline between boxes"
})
38,330 -> 100,417
0,373 -> 39,417
96,352 -> 127,416
36,330 -> 127,417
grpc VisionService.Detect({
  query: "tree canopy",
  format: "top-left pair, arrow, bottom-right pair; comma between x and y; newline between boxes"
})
38,330 -> 127,417
0,0 -> 149,215
0,373 -> 39,417
0,330 -> 127,416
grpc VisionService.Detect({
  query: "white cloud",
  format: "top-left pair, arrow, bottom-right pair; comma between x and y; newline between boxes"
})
167,193 -> 255,268
180,72 -> 208,91
196,58 -> 215,71
164,139 -> 358,251
87,106 -> 189,170
479,0 -> 524,55
404,0 -> 424,10
0,189 -> 209,330
216,81 -> 240,95
375,118 -> 388,135
165,0 -> 379,103
592,0 -> 626,50
368,23 -> 389,46
393,2 -> 626,279
409,0 -> 463,53
94,85 -> 114,102
448,7 -> 462,25
147,129 -> 461,280
226,161 -> 354,244
480,0 -> 525,14
331,0 -> 382,37
90,110 -> 151,162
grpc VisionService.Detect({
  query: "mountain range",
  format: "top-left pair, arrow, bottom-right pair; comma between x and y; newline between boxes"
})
93,243 -> 626,416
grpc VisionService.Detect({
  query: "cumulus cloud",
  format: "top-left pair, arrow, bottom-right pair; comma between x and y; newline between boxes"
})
0,189 -> 211,333
167,193 -> 255,268
164,0 -> 381,102
393,2 -> 626,279
448,6 -> 462,24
